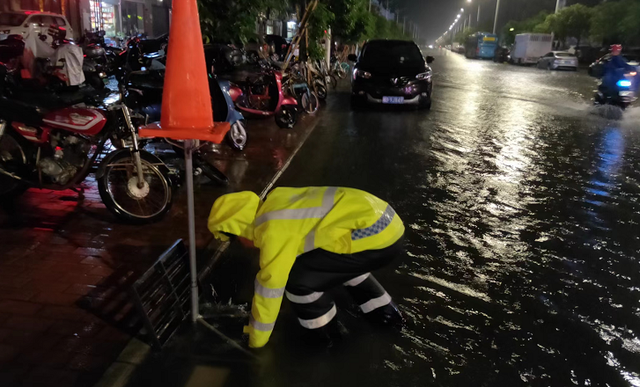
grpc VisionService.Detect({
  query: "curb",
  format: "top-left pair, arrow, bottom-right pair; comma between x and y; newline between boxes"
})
93,338 -> 150,387
92,113 -> 322,387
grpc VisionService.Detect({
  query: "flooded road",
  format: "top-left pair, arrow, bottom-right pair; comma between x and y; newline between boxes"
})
266,51 -> 640,387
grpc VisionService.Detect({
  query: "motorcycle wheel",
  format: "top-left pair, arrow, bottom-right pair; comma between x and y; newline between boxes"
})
302,92 -> 319,114
226,120 -> 247,151
97,149 -> 172,224
275,105 -> 297,129
336,68 -> 347,79
0,130 -> 28,198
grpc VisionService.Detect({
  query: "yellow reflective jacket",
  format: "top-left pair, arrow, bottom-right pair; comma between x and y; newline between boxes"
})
208,187 -> 404,348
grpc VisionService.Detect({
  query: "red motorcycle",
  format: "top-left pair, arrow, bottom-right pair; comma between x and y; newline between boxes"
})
229,62 -> 298,129
0,65 -> 173,223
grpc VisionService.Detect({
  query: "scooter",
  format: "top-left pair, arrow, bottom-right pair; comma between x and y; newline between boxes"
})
227,61 -> 299,129
124,68 -> 247,150
595,71 -> 639,110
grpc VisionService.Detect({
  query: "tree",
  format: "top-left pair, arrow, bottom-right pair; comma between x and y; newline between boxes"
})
454,27 -> 477,45
619,0 -> 640,46
536,4 -> 592,48
325,0 -> 371,44
306,2 -> 335,60
590,0 -> 629,45
559,4 -> 593,47
198,0 -> 286,45
502,11 -> 549,46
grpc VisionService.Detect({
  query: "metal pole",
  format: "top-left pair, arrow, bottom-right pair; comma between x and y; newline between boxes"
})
477,4 -> 480,24
493,0 -> 500,35
369,0 -> 371,12
325,28 -> 331,69
555,0 -> 566,13
185,140 -> 199,323
469,13 -> 472,29
403,16 -> 406,35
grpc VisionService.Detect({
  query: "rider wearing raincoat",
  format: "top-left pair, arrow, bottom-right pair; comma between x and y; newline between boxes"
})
601,44 -> 637,95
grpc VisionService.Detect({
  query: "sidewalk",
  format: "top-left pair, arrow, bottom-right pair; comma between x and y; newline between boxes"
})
0,108 -> 320,387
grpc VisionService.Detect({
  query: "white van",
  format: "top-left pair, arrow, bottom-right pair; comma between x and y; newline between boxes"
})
0,11 -> 74,43
511,33 -> 553,65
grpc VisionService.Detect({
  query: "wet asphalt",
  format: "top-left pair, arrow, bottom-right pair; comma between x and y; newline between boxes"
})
259,50 -> 640,387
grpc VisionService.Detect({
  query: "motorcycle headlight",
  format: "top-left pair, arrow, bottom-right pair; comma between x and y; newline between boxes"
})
354,69 -> 372,79
416,72 -> 432,81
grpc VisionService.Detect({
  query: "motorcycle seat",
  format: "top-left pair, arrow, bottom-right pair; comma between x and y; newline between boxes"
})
6,86 -> 102,114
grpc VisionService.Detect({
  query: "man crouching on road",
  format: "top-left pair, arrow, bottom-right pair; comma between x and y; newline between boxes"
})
207,186 -> 406,349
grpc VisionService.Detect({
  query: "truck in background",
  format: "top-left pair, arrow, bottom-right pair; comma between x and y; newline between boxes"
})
510,33 -> 553,65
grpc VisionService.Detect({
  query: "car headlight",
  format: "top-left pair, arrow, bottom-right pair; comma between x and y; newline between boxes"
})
354,69 -> 372,79
416,72 -> 431,81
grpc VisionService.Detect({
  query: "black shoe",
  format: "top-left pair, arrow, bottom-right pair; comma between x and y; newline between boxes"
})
365,301 -> 406,328
301,319 -> 344,347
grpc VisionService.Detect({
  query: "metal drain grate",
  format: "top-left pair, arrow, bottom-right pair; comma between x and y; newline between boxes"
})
130,239 -> 192,349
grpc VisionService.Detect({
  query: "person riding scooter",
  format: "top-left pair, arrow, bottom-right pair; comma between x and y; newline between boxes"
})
600,44 -> 637,95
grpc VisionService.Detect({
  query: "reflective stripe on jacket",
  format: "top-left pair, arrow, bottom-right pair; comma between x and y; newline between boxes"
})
208,187 -> 405,348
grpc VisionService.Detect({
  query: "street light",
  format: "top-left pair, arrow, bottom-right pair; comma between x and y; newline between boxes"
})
467,0 -> 480,29
493,0 -> 501,35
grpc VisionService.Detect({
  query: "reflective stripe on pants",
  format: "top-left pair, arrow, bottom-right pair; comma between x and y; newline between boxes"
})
360,292 -> 392,313
344,273 -> 370,287
286,291 -> 324,304
298,304 -> 337,329
285,239 -> 403,330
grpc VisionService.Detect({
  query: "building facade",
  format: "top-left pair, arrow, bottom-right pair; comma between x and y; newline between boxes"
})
1,0 -> 171,40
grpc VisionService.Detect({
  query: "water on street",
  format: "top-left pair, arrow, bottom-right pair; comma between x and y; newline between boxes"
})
257,51 -> 640,387
124,51 -> 640,387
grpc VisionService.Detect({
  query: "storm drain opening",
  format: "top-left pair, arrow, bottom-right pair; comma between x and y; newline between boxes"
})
129,239 -> 193,350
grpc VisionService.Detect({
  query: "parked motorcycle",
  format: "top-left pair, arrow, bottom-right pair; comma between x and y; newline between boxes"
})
227,61 -> 299,129
123,68 -> 247,150
79,30 -> 118,90
0,64 -> 173,223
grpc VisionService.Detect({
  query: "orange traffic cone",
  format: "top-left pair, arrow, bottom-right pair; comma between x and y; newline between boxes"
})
138,0 -> 230,143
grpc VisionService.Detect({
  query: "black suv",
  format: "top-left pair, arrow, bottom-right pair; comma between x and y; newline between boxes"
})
349,39 -> 434,109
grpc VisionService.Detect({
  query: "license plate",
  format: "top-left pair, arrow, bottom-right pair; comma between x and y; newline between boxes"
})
382,96 -> 404,104
620,91 -> 634,97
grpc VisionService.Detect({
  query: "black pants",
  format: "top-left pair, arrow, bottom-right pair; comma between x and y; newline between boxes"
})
285,238 -> 404,329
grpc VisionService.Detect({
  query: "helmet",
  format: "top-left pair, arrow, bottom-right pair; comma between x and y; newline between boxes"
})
611,44 -> 623,52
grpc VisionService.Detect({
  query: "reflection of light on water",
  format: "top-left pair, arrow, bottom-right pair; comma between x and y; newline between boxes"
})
605,352 -> 640,387
410,272 -> 492,303
494,100 -> 533,185
460,90 -> 479,117
584,128 -> 624,211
